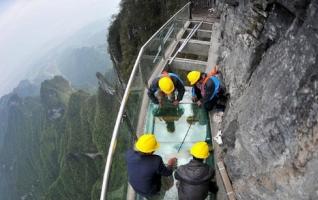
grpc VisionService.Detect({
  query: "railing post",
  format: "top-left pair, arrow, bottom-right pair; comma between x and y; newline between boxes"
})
173,21 -> 177,42
160,32 -> 166,60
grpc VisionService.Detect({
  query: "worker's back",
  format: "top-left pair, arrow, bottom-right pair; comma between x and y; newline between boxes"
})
126,149 -> 172,197
175,159 -> 215,200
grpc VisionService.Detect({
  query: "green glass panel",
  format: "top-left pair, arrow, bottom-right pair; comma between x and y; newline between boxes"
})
142,88 -> 214,200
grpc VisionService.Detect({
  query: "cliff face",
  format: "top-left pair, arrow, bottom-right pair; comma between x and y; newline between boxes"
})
216,0 -> 318,199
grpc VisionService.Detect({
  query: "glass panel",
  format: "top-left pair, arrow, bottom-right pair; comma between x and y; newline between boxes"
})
106,65 -> 144,200
106,119 -> 131,199
140,4 -> 190,83
126,68 -> 145,129
105,3 -> 191,200
143,88 -> 214,200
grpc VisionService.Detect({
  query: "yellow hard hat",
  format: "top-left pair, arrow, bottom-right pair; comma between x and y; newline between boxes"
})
135,134 -> 160,153
187,71 -> 201,85
190,141 -> 210,159
159,77 -> 175,94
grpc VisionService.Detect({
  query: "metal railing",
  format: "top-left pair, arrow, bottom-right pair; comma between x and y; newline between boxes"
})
100,3 -> 190,200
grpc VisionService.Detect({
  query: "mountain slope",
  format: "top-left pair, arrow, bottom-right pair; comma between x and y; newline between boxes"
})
29,20 -> 112,91
0,75 -> 119,199
108,0 -> 188,81
0,1 -> 202,199
57,45 -> 112,90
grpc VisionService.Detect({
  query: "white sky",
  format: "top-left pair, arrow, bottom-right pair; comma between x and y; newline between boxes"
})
0,0 -> 121,96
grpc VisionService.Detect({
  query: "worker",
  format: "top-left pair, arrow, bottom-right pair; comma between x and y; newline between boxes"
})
187,68 -> 226,111
174,141 -> 218,200
126,134 -> 177,199
148,72 -> 185,107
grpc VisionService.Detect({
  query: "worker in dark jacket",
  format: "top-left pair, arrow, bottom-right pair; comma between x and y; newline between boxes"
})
126,134 -> 177,199
187,69 -> 226,111
148,72 -> 185,107
174,141 -> 218,200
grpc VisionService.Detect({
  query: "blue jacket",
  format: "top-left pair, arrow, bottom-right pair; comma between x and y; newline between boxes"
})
192,76 -> 220,104
126,149 -> 173,197
148,73 -> 185,104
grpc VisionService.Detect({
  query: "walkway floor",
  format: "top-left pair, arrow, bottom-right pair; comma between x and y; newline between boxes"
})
192,8 -> 220,23
143,88 -> 215,199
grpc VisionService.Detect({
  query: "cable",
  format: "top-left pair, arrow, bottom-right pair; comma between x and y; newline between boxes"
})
177,122 -> 193,153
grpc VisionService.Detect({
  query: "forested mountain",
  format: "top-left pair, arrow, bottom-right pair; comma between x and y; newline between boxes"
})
0,76 -> 118,199
30,20 -> 112,91
56,45 -> 111,90
108,0 -> 188,81
0,1 -> 190,199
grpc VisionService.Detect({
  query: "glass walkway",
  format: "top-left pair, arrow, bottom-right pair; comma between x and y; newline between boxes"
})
141,87 -> 214,199
100,2 -> 235,200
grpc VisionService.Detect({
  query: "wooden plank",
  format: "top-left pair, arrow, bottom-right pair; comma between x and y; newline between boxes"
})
217,161 -> 236,200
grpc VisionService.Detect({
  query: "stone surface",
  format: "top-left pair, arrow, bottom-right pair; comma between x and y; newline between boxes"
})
215,0 -> 318,199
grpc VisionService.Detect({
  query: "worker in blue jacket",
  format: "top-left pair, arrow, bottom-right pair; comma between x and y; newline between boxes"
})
126,134 -> 177,199
148,72 -> 185,107
187,69 -> 226,111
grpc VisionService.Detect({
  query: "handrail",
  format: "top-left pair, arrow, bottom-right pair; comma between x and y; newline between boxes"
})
99,2 -> 190,200
169,20 -> 203,64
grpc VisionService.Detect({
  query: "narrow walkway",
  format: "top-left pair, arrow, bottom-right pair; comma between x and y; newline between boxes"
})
143,88 -> 213,199
129,7 -> 235,200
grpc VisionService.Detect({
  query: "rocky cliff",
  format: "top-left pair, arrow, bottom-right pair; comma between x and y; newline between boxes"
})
215,0 -> 318,199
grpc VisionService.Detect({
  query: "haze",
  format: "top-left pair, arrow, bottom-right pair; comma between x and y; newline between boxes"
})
0,0 -> 120,96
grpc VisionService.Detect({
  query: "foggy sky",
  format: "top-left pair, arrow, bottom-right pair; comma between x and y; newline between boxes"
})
0,0 -> 121,96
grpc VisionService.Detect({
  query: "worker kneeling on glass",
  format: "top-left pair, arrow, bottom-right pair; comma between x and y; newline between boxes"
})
148,72 -> 185,107
175,141 -> 218,200
187,68 -> 226,111
126,134 -> 177,199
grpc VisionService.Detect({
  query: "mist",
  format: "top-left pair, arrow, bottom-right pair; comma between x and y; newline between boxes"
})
0,0 -> 120,96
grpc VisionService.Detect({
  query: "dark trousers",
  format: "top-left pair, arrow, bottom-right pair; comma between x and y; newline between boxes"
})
138,176 -> 174,200
193,85 -> 227,111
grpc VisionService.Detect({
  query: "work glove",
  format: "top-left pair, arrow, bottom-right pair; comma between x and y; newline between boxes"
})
192,96 -> 198,102
167,157 -> 177,168
197,100 -> 202,107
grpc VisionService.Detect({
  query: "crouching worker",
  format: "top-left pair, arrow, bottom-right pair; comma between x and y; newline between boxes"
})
148,72 -> 185,107
175,141 -> 218,200
187,67 -> 226,111
126,134 -> 177,199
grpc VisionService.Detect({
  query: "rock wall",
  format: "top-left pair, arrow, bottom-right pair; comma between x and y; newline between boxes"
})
215,0 -> 318,199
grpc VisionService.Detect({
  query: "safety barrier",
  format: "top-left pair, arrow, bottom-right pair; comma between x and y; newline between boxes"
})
100,3 -> 191,200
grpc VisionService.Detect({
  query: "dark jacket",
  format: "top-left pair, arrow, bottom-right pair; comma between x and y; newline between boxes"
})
174,159 -> 215,200
126,149 -> 173,197
148,73 -> 185,104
